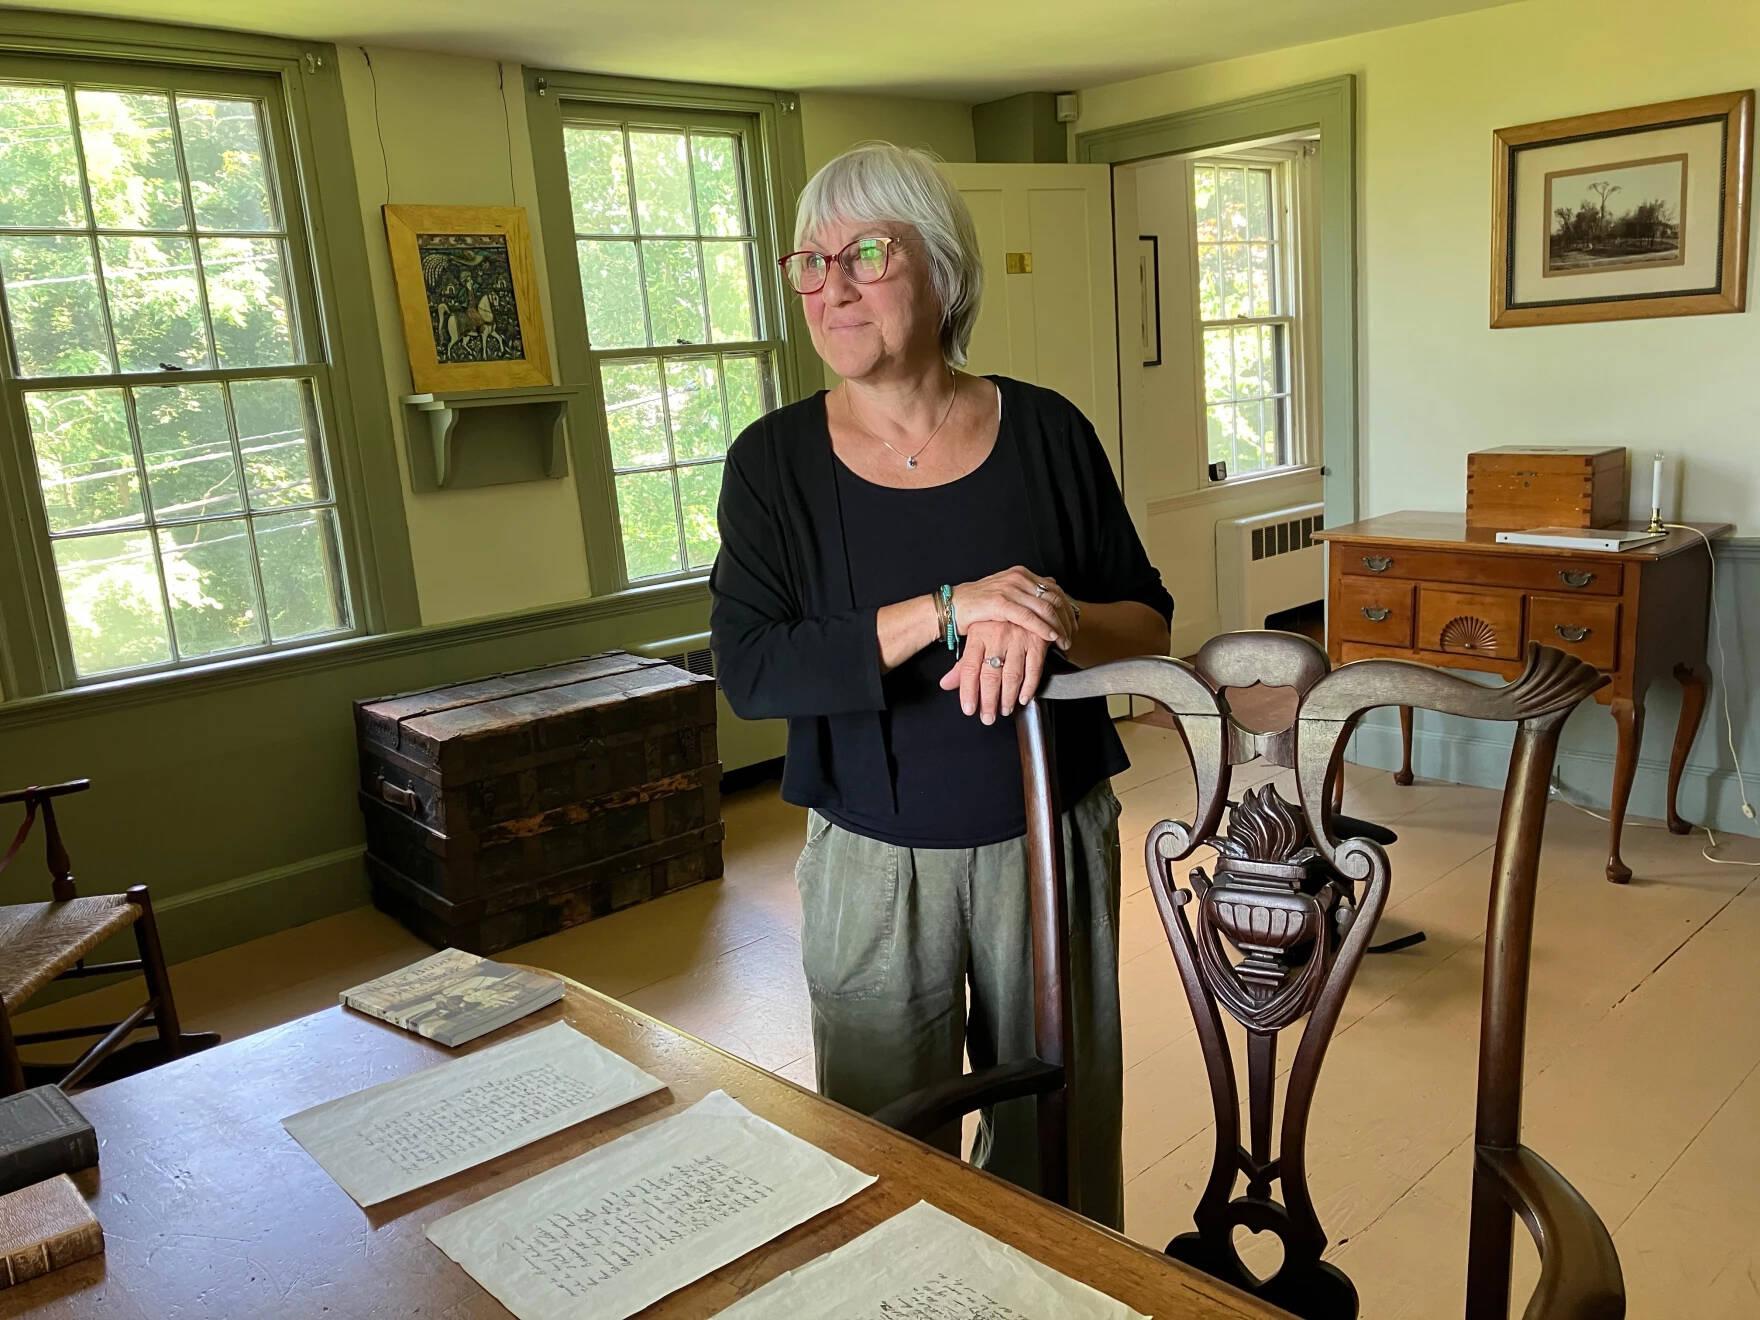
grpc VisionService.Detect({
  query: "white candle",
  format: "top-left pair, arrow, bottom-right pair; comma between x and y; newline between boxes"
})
1652,452 -> 1664,512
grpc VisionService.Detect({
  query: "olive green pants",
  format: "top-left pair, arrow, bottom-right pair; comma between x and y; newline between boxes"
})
794,782 -> 1124,1228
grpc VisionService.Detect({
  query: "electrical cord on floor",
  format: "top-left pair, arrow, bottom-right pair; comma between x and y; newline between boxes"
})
1548,522 -> 1756,869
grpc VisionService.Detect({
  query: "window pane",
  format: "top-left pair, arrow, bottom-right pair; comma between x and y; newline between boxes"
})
233,377 -> 328,508
75,89 -> 185,231
26,388 -> 142,532
54,530 -> 172,675
0,235 -> 114,376
616,469 -> 681,579
1221,243 -> 1252,320
1248,168 -> 1271,242
1237,399 -> 1268,473
563,126 -> 633,234
705,241 -> 756,343
202,237 -> 295,365
666,357 -> 726,462
691,134 -> 745,237
1202,329 -> 1232,405
1234,326 -> 1266,400
1192,165 -> 1217,244
628,131 -> 695,235
642,239 -> 706,346
158,518 -> 264,657
1197,245 -> 1223,323
576,239 -> 645,348
601,358 -> 669,469
135,383 -> 241,520
1250,244 -> 1273,317
678,461 -> 723,570
255,506 -> 347,641
1205,404 -> 1230,469
1221,167 -> 1247,240
0,83 -> 86,228
100,235 -> 211,372
176,96 -> 275,233
722,355 -> 771,436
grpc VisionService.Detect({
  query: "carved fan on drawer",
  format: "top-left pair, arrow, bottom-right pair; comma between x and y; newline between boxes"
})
1440,616 -> 1499,653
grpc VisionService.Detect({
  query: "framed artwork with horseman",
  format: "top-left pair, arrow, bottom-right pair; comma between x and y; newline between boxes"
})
384,204 -> 553,391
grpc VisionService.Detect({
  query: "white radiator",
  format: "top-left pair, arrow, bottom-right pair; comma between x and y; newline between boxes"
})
1214,502 -> 1325,632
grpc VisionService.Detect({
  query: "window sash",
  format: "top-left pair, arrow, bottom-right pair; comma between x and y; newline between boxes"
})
0,55 -> 359,683
1190,154 -> 1309,480
559,103 -> 784,585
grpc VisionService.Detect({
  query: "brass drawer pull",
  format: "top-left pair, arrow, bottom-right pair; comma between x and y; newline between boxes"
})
1554,624 -> 1591,643
1362,555 -> 1393,573
1558,569 -> 1596,588
1361,606 -> 1391,622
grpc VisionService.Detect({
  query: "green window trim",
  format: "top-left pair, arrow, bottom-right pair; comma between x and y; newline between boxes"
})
1077,75 -> 1359,524
0,12 -> 418,700
523,68 -> 820,594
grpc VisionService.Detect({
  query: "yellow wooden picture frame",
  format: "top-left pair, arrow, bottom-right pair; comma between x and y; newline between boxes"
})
383,204 -> 553,391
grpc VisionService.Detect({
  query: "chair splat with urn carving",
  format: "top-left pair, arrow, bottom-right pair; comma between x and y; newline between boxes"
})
1027,634 -> 1624,1320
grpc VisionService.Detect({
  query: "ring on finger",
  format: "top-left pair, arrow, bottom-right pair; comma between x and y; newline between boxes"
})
985,655 -> 1005,669
1034,582 -> 1048,597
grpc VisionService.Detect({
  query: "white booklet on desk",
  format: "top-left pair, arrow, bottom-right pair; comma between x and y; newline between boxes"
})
281,1020 -> 663,1206
719,1199 -> 1150,1319
425,1089 -> 875,1320
1494,526 -> 1665,552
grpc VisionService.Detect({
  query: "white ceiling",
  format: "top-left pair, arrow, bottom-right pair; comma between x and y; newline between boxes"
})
7,1 -> 1517,100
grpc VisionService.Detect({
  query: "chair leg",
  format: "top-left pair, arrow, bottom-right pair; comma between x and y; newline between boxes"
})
126,885 -> 183,1048
0,1002 -> 23,1098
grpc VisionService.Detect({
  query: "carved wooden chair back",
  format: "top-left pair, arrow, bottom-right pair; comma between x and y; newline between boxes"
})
1018,638 -> 1624,1320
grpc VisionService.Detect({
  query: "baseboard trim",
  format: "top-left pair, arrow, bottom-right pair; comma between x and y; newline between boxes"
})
1350,719 -> 1760,837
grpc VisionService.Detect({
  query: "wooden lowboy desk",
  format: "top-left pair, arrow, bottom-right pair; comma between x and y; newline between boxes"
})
1315,511 -> 1732,883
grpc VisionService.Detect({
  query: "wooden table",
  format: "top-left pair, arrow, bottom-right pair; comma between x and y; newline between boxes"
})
1315,511 -> 1733,882
1,973 -> 1282,1319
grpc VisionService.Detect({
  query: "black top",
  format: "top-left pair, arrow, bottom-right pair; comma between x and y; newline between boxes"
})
823,423 -> 1118,847
709,375 -> 1174,830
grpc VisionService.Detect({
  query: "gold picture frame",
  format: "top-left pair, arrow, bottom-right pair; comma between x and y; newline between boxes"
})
383,204 -> 553,391
1491,90 -> 1752,327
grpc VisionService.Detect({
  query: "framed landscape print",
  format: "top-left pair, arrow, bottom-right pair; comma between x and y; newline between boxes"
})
383,205 -> 553,391
1490,90 -> 1752,327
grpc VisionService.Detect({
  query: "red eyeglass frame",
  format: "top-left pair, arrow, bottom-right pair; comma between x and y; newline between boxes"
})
777,235 -> 899,293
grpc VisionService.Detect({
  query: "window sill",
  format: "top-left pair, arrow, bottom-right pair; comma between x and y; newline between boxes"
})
1146,465 -> 1323,518
0,577 -> 710,732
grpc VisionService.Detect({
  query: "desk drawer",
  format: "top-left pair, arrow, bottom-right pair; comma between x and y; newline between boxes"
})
1336,579 -> 1414,646
1417,587 -> 1524,661
1335,544 -> 1622,596
1526,594 -> 1620,670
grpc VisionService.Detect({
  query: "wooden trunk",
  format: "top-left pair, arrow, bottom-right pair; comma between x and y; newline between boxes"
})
1465,445 -> 1626,529
355,652 -> 723,953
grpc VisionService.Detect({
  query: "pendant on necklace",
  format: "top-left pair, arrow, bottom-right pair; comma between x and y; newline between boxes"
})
906,456 -> 918,469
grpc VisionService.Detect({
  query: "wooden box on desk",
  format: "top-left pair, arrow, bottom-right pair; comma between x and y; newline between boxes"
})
354,652 -> 723,954
1466,445 -> 1626,528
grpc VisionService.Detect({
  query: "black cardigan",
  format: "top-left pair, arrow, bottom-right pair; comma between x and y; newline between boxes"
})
709,375 -> 1174,815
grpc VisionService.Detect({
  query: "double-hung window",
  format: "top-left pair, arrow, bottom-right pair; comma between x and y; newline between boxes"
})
558,107 -> 785,583
1190,152 -> 1313,481
0,61 -> 354,681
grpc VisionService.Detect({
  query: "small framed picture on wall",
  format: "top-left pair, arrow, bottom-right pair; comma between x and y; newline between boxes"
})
1491,89 -> 1753,327
1139,235 -> 1162,365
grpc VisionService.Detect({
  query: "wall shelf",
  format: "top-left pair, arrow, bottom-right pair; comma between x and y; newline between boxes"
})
400,386 -> 580,492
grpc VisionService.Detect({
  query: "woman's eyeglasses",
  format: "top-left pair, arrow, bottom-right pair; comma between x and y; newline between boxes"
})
778,236 -> 898,294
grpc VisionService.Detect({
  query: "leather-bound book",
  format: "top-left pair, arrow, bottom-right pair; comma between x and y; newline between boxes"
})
0,1174 -> 102,1289
0,1087 -> 97,1197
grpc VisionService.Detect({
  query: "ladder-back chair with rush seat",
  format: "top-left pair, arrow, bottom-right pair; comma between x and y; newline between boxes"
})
879,633 -> 1624,1320
0,779 -> 218,1095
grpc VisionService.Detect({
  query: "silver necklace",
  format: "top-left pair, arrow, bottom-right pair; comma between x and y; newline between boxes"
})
844,371 -> 958,469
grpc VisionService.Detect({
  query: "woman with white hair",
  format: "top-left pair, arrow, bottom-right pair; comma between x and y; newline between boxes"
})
710,142 -> 1171,1228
